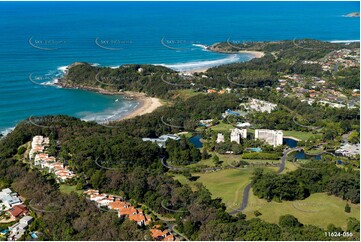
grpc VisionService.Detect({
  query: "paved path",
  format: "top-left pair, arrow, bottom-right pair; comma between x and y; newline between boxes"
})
229,147 -> 302,214
163,148 -> 301,215
229,183 -> 252,215
278,147 -> 302,173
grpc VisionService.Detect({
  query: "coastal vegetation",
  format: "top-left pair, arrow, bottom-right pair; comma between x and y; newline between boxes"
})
0,39 -> 359,240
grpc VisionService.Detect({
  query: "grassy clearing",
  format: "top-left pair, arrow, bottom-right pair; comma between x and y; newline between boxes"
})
169,89 -> 200,100
59,184 -> 82,194
187,157 -> 215,168
244,191 -> 360,230
283,130 -> 321,141
210,122 -> 234,133
172,169 -> 253,210
304,147 -> 324,155
195,169 -> 252,209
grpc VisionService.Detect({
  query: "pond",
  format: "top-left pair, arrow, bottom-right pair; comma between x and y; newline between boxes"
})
283,138 -> 298,148
189,135 -> 203,148
283,138 -> 322,160
294,151 -> 322,160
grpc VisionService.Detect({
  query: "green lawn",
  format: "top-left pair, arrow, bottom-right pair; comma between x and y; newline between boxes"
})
188,152 -> 243,169
304,147 -> 324,155
187,157 -> 216,168
210,122 -> 234,133
169,89 -> 200,99
172,169 -> 253,211
172,174 -> 192,185
177,131 -> 192,139
244,191 -> 360,230
283,130 -> 320,141
59,184 -> 82,194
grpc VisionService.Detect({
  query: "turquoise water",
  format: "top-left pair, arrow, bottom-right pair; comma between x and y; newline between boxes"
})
0,1 -> 359,134
246,147 -> 262,152
30,232 -> 38,239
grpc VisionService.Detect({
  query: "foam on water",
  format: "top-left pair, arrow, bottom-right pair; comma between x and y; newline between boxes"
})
57,66 -> 68,73
79,99 -> 139,124
329,40 -> 360,43
192,44 -> 209,51
158,54 -> 245,71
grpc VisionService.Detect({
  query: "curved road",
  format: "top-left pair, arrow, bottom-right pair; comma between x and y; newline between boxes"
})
229,183 -> 252,215
229,147 -> 302,214
292,115 -> 321,130
162,148 -> 302,215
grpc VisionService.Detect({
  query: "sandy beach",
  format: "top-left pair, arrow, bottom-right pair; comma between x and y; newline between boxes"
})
118,92 -> 163,121
238,50 -> 265,58
183,68 -> 209,74
56,81 -> 163,121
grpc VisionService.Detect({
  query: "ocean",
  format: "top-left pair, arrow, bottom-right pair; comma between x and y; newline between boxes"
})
0,1 -> 359,134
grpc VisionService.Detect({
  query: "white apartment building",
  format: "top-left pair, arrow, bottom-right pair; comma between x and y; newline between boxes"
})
255,129 -> 283,147
230,128 -> 247,144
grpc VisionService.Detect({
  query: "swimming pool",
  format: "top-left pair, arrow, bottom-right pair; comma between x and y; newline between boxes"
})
31,232 -> 38,239
246,147 -> 262,152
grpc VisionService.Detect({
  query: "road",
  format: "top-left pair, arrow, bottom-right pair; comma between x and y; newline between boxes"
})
278,147 -> 302,173
229,183 -> 252,215
163,148 -> 301,215
229,147 -> 302,214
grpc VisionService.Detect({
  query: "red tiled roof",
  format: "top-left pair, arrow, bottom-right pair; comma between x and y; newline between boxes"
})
150,229 -> 173,241
119,206 -> 137,216
129,213 -> 146,223
9,204 -> 28,218
108,200 -> 129,210
163,234 -> 175,241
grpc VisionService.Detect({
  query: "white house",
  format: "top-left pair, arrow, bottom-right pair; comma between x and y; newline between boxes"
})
236,122 -> 251,128
0,188 -> 22,209
142,134 -> 181,148
8,216 -> 33,241
216,133 -> 225,143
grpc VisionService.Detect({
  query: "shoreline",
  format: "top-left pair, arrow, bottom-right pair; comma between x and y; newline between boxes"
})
181,50 -> 265,74
55,46 -> 265,121
56,82 -> 163,122
238,50 -> 265,58
118,94 -> 162,121
206,43 -> 265,59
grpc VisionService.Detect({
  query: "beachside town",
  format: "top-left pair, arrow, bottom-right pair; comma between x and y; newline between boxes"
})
276,48 -> 360,109
0,185 -> 177,241
181,47 -> 360,110
0,188 -> 35,241
84,189 -> 176,241
8,135 -> 179,241
29,136 -> 75,182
